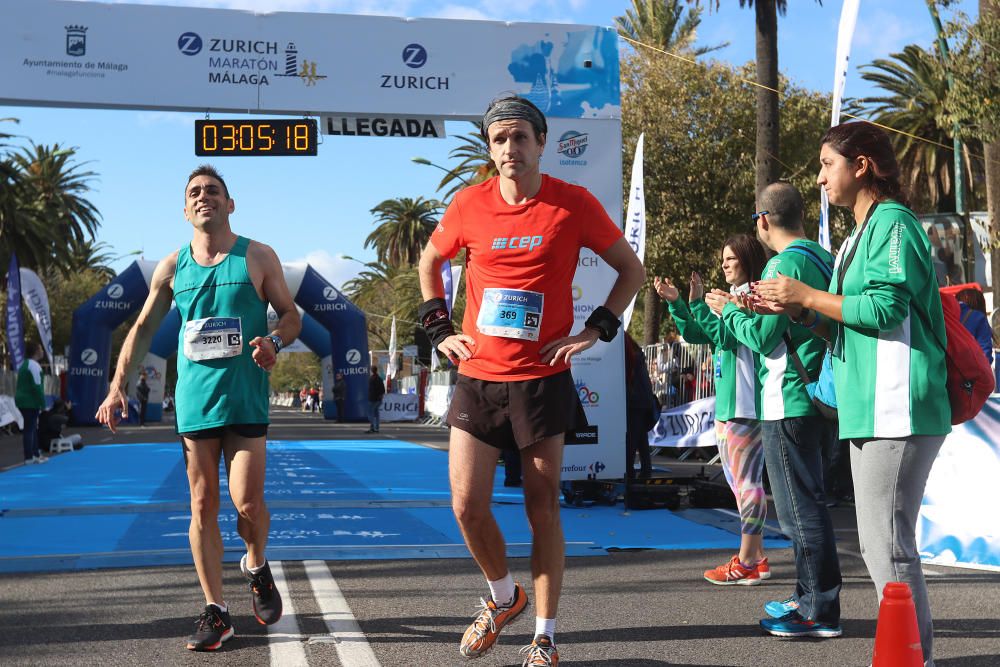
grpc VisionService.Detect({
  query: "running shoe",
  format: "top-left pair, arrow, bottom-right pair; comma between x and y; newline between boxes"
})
760,612 -> 842,638
459,583 -> 528,658
755,557 -> 772,580
763,596 -> 799,618
241,555 -> 283,625
519,634 -> 559,666
186,604 -> 235,651
703,555 -> 761,586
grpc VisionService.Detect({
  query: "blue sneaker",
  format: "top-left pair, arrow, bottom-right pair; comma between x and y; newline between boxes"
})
763,597 -> 799,619
760,612 -> 842,638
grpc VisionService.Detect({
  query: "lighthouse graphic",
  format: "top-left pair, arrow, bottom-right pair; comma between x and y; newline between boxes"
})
276,42 -> 326,86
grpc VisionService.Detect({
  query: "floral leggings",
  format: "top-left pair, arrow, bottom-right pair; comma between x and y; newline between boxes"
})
715,418 -> 766,535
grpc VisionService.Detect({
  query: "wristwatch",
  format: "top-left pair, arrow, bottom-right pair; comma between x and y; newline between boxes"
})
266,333 -> 283,354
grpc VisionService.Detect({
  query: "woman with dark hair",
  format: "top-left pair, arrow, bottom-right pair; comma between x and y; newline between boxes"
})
955,287 -> 994,366
655,233 -> 772,586
754,120 -> 950,665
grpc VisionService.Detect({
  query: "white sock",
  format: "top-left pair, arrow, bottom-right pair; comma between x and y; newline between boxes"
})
209,602 -> 228,613
242,553 -> 267,574
487,573 -> 516,607
535,617 -> 556,641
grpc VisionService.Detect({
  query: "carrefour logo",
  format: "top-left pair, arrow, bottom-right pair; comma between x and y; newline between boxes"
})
178,32 -> 203,55
588,460 -> 606,475
107,284 -> 124,299
557,131 -> 589,159
402,43 -> 427,68
345,349 -> 361,365
81,348 -> 98,366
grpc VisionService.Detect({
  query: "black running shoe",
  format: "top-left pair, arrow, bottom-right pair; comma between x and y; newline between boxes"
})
186,604 -> 234,651
241,555 -> 283,625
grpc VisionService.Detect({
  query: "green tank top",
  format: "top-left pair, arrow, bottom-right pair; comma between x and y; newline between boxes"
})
173,236 -> 269,432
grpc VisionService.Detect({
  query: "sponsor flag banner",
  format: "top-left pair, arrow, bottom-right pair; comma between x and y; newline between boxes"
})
441,260 -> 454,314
622,133 -> 645,329
820,0 -> 861,252
19,267 -> 54,363
379,392 -> 419,422
6,253 -> 25,370
387,315 -> 397,381
648,396 -> 717,449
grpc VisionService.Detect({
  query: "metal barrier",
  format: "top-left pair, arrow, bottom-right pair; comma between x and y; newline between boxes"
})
0,369 -> 60,399
642,342 -> 715,409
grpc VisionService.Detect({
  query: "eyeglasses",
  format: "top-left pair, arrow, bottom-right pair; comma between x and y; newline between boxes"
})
751,211 -> 769,223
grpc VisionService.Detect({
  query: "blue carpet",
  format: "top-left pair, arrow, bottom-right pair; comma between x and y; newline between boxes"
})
0,440 -> 787,572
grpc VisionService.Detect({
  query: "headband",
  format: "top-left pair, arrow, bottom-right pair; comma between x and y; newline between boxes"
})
481,99 -> 547,137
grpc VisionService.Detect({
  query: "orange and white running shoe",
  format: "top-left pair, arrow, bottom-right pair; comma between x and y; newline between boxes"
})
519,635 -> 559,666
703,555 -> 761,586
459,584 -> 528,658
755,557 -> 772,580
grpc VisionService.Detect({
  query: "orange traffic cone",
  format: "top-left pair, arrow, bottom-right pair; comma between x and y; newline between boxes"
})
871,582 -> 923,667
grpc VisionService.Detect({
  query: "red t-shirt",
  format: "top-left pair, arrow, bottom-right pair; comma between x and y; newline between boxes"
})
431,174 -> 622,381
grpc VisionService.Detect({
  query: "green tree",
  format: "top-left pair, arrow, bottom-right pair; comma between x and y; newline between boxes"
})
365,196 -> 442,269
432,126 -> 497,202
622,53 -> 835,342
853,44 -> 982,213
269,352 -> 322,393
616,0 -> 727,55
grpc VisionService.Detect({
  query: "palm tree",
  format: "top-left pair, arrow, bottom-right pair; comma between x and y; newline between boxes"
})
63,239 -> 117,281
6,143 -> 101,272
434,126 -> 497,202
365,196 -> 442,268
854,44 -> 980,212
616,0 -> 728,55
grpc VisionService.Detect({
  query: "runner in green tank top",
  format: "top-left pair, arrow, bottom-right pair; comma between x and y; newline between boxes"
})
96,165 -> 301,652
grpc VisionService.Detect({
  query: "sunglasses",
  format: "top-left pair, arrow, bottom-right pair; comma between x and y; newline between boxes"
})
751,211 -> 769,223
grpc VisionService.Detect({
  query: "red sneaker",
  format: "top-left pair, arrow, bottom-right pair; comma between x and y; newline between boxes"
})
703,555 -> 761,586
755,557 -> 771,580
459,584 -> 528,658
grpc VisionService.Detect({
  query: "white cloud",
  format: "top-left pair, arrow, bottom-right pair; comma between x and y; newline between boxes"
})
294,250 -> 363,289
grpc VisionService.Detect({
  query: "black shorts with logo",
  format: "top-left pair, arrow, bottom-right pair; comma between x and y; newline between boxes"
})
447,370 -> 588,450
178,423 -> 269,440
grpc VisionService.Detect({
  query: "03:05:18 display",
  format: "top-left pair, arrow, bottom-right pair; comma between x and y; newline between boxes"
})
201,123 -> 310,152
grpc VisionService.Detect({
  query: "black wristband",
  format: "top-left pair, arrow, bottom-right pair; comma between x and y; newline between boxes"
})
418,297 -> 456,349
584,306 -> 621,343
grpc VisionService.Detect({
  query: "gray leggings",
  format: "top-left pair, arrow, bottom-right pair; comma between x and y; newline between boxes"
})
851,435 -> 944,667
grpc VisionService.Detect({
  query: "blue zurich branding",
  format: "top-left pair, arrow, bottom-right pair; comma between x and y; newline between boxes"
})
401,43 -> 428,68
177,32 -> 203,55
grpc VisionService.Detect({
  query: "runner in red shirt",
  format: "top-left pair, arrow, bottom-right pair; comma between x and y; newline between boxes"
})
417,95 -> 644,666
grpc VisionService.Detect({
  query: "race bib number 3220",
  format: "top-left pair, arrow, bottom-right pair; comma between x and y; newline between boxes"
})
183,317 -> 243,361
477,288 -> 543,341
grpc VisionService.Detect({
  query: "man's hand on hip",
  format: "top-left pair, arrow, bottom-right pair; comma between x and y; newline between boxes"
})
540,328 -> 600,366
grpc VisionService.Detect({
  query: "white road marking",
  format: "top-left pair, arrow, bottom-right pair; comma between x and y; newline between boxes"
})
304,560 -> 381,667
268,561 -> 309,667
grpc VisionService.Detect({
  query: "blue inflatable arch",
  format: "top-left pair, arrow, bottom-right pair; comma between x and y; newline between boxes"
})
67,259 -> 370,424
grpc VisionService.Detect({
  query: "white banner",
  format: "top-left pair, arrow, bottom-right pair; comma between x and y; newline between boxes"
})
324,115 -> 446,139
131,353 -> 167,404
649,396 -> 717,449
1,1 -> 620,120
425,384 -> 454,419
18,267 -> 54,363
379,392 -> 419,422
387,316 -> 397,381
621,133 -> 645,330
918,396 -> 1000,570
819,0 -> 861,252
0,395 -> 24,430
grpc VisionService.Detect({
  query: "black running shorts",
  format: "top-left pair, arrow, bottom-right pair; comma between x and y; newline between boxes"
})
446,370 -> 588,449
178,423 -> 269,440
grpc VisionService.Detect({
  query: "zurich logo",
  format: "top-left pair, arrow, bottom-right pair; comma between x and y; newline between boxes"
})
322,286 -> 339,301
345,349 -> 361,365
177,32 -> 203,56
81,348 -> 98,366
401,43 -> 427,69
107,284 -> 124,299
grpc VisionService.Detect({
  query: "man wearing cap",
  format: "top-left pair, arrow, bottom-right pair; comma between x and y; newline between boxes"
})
417,95 -> 644,665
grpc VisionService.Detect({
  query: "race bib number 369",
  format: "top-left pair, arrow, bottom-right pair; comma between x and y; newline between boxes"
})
183,317 -> 243,361
477,288 -> 543,341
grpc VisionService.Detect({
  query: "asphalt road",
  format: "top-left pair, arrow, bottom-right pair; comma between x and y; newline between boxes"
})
1,409 -> 998,666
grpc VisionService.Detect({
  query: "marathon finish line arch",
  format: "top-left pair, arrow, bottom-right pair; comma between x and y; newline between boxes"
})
67,260 -> 370,425
3,0 -> 626,481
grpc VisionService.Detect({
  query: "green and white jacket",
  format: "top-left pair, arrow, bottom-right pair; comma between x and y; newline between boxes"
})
832,200 -> 951,439
723,239 -> 834,421
668,297 -> 761,422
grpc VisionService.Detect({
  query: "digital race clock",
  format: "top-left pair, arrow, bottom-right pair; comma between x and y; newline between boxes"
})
195,119 -> 317,156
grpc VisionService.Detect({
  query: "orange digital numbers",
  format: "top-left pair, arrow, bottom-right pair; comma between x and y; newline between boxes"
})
195,119 -> 316,156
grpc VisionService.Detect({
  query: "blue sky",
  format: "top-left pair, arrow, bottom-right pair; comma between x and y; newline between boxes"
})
1,0 -> 972,286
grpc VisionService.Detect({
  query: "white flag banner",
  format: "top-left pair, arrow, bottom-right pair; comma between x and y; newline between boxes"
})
18,267 -> 54,363
387,315 -> 397,381
622,133 -> 645,329
450,264 -> 463,312
648,396 -> 717,449
820,0 -> 861,252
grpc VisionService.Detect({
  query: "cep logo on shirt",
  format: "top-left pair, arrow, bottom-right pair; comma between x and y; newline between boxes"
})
491,235 -> 544,252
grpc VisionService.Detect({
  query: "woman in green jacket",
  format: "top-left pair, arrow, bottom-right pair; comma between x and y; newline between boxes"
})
655,233 -> 771,585
754,121 -> 949,666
